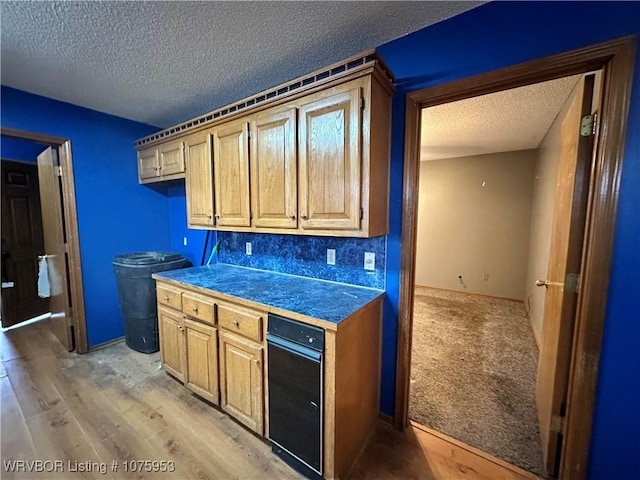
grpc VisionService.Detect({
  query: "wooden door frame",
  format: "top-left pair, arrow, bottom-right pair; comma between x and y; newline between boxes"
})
1,127 -> 88,354
394,36 -> 636,479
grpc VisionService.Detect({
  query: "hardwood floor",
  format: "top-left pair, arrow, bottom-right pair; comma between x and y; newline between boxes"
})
1,319 -> 538,480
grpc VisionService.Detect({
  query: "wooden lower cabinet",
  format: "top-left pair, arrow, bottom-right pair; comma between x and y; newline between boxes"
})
184,318 -> 219,404
218,330 -> 264,435
155,279 -> 383,479
158,305 -> 219,404
158,306 -> 186,382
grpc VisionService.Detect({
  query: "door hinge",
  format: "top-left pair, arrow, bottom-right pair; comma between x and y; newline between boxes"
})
551,414 -> 566,434
56,166 -> 63,177
361,97 -> 365,110
580,113 -> 597,136
565,273 -> 580,294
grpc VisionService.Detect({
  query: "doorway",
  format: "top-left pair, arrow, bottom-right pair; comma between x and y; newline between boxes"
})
395,36 -> 635,479
1,156 -> 50,328
0,129 -> 88,353
409,72 -> 595,477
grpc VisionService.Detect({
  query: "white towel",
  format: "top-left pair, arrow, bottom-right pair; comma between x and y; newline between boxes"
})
37,257 -> 51,298
47,257 -> 63,296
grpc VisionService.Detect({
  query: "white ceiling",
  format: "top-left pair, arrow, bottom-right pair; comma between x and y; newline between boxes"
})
421,75 -> 582,161
1,1 -> 483,128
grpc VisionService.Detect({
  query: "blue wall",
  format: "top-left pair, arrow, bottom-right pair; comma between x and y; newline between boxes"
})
167,182 -> 214,266
0,136 -> 46,162
377,2 -> 640,478
1,86 -> 172,347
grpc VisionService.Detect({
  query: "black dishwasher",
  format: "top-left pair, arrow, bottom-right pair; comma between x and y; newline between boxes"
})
267,313 -> 324,479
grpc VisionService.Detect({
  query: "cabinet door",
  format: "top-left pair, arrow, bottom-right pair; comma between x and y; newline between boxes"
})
298,83 -> 362,230
138,147 -> 160,180
213,120 -> 251,227
158,306 -> 185,382
185,131 -> 214,228
219,331 -> 264,434
250,107 -> 297,229
159,140 -> 185,176
184,318 -> 219,404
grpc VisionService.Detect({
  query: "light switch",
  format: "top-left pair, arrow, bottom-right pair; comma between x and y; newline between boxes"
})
245,242 -> 252,255
327,249 -> 336,265
364,252 -> 375,271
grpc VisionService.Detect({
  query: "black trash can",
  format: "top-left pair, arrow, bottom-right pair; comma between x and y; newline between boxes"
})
113,252 -> 188,353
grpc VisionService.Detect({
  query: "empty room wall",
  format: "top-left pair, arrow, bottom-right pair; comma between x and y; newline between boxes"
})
415,150 -> 536,300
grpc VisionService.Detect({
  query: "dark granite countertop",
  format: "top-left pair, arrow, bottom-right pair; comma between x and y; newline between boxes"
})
153,263 -> 384,324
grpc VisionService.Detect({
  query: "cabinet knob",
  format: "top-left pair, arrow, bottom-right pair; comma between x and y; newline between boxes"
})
289,214 -> 296,220
233,320 -> 240,327
252,359 -> 260,365
163,296 -> 170,301
178,325 -> 184,331
193,305 -> 198,312
300,214 -> 308,220
214,213 -> 220,219
207,214 -> 212,219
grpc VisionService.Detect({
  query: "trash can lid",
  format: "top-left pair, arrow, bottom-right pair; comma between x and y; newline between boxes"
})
113,252 -> 184,266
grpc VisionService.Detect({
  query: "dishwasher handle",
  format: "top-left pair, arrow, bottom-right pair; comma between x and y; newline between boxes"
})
267,333 -> 322,363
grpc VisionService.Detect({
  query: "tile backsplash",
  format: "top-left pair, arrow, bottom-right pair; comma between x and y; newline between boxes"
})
217,231 -> 386,289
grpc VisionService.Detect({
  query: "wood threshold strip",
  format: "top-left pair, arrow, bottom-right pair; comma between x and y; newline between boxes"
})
410,421 -> 542,480
135,50 -> 394,147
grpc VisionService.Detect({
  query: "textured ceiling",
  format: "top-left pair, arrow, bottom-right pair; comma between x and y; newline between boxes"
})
1,1 -> 483,128
421,75 -> 582,161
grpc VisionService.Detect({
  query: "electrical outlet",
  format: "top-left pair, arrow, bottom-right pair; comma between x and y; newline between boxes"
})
327,249 -> 336,265
364,252 -> 375,271
483,273 -> 490,281
183,237 -> 188,246
245,242 -> 252,255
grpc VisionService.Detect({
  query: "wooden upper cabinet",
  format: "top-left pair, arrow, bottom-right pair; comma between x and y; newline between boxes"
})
135,61 -> 393,235
298,82 -> 362,231
159,140 -> 185,176
185,131 -> 214,228
138,140 -> 185,183
250,107 -> 297,229
138,147 -> 160,181
213,120 -> 251,227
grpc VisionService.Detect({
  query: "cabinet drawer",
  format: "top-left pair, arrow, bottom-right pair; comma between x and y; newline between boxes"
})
157,285 -> 182,309
182,292 -> 215,325
218,303 -> 263,342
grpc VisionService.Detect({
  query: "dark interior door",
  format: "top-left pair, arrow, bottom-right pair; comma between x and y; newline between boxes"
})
1,159 -> 49,327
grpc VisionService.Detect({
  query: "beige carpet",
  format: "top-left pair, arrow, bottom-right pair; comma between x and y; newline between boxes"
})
409,287 -> 547,478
